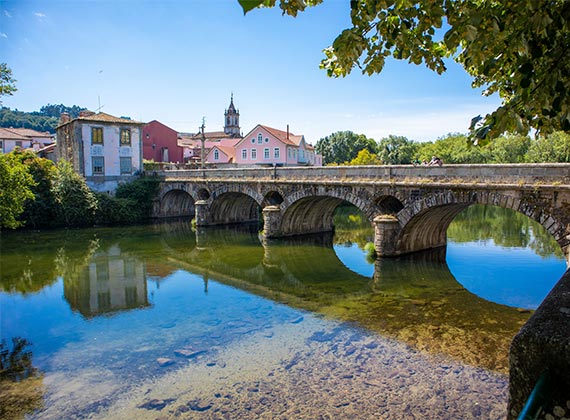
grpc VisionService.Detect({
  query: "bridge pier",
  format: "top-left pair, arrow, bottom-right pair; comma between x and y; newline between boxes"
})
373,215 -> 402,257
195,200 -> 210,226
262,205 -> 282,239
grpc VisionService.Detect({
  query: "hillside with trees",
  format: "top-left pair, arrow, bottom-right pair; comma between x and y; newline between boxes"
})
0,104 -> 86,133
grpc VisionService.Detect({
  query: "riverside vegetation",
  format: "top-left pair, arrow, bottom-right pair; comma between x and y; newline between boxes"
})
0,149 -> 159,230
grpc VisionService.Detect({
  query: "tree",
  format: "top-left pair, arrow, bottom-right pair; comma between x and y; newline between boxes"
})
377,135 -> 418,164
416,133 -> 485,163
0,152 -> 35,229
526,131 -> 570,163
12,150 -> 58,229
0,63 -> 17,104
315,130 -> 377,164
348,148 -> 382,165
239,1 -> 570,141
485,134 -> 531,163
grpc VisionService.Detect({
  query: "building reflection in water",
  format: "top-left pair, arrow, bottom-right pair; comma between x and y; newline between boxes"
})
64,244 -> 149,318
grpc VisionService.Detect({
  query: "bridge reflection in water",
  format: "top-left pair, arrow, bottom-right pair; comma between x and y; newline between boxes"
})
157,222 -> 530,374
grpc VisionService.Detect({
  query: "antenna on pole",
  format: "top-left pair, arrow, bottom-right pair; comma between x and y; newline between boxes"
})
96,70 -> 104,113
200,117 -> 206,169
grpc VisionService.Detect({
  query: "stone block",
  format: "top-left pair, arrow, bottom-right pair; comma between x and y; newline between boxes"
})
508,269 -> 570,419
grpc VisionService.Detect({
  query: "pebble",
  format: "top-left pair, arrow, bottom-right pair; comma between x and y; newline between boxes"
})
156,358 -> 174,367
554,406 -> 566,417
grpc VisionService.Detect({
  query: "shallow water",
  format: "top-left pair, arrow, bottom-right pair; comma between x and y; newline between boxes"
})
0,205 -> 566,419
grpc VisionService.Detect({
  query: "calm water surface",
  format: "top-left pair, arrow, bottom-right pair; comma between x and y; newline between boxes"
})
0,205 -> 566,419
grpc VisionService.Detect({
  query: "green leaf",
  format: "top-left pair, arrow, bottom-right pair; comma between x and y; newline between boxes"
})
238,0 -> 268,14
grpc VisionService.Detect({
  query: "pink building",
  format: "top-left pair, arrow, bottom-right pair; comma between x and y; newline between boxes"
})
142,120 -> 184,163
206,144 -> 237,165
234,124 -> 322,166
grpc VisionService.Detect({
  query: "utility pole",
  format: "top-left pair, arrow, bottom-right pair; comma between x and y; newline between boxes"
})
200,117 -> 206,169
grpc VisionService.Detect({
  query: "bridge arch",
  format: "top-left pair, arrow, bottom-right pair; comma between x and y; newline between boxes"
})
281,186 -> 378,222
278,187 -> 379,236
158,188 -> 195,218
206,184 -> 263,225
263,190 -> 284,206
394,190 -> 566,257
375,195 -> 405,214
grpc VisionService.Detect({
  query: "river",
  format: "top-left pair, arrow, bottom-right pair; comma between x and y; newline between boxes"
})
0,205 -> 566,419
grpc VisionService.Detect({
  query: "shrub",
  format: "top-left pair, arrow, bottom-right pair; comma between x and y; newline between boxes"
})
51,161 -> 97,227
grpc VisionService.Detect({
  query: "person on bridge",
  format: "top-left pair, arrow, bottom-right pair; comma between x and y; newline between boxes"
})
428,156 -> 443,166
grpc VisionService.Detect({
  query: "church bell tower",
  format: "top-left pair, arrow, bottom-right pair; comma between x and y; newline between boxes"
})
224,94 -> 240,136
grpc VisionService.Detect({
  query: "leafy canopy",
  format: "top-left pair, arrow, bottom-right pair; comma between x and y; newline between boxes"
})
0,153 -> 35,229
0,63 -> 17,104
239,0 -> 570,141
315,130 -> 377,164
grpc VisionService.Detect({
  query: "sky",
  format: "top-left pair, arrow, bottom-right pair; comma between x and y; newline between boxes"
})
1,0 -> 502,143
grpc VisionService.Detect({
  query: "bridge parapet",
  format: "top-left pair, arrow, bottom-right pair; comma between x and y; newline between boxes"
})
156,163 -> 570,186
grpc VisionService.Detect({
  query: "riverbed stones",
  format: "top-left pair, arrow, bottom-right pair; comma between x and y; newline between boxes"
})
156,358 -> 174,367
174,348 -> 206,358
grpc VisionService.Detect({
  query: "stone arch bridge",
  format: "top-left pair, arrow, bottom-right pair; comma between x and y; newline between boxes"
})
152,164 -> 570,418
152,164 -> 570,262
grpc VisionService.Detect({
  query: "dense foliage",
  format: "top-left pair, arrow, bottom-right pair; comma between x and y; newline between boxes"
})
315,130 -> 377,164
240,1 -> 570,142
0,151 -> 160,230
0,63 -> 17,103
52,161 -> 98,227
0,104 -> 86,133
377,135 -> 419,164
331,131 -> 570,165
0,152 -> 35,229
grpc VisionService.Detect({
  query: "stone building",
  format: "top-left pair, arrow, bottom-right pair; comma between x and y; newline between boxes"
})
55,111 -> 144,192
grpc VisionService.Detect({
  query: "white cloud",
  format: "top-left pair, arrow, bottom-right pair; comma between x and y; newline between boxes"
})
0,33 -> 7,39
34,12 -> 46,19
4,10 -> 12,18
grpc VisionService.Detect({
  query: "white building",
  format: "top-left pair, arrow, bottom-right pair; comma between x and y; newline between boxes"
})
0,127 -> 55,153
56,111 -> 144,193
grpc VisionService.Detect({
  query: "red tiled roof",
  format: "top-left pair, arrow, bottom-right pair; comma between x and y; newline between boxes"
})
0,127 -> 29,140
179,136 -> 241,149
260,125 -> 297,146
80,112 -> 143,124
216,145 -> 236,159
58,112 -> 144,128
6,128 -> 54,138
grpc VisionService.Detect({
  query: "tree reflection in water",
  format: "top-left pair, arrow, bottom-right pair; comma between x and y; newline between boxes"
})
0,337 -> 44,419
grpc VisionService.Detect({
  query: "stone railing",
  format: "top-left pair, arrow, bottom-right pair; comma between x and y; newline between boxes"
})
151,164 -> 570,186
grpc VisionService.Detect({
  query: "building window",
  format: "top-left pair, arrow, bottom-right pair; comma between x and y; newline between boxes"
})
0,140 -> 3,152
92,127 -> 103,144
274,147 -> 280,159
265,138 -> 269,143
120,157 -> 132,174
264,148 -> 270,159
15,140 -> 22,148
93,156 -> 105,175
257,134 -> 263,144
120,128 -> 131,146
214,149 -> 219,160
251,138 -> 255,144
242,149 -> 247,160
251,148 -> 257,160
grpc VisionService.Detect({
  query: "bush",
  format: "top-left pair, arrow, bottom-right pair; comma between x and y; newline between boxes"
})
52,161 -> 97,227
94,193 -> 140,226
115,178 -> 160,217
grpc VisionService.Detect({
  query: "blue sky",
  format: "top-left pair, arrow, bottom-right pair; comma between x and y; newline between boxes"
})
1,0 -> 501,143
